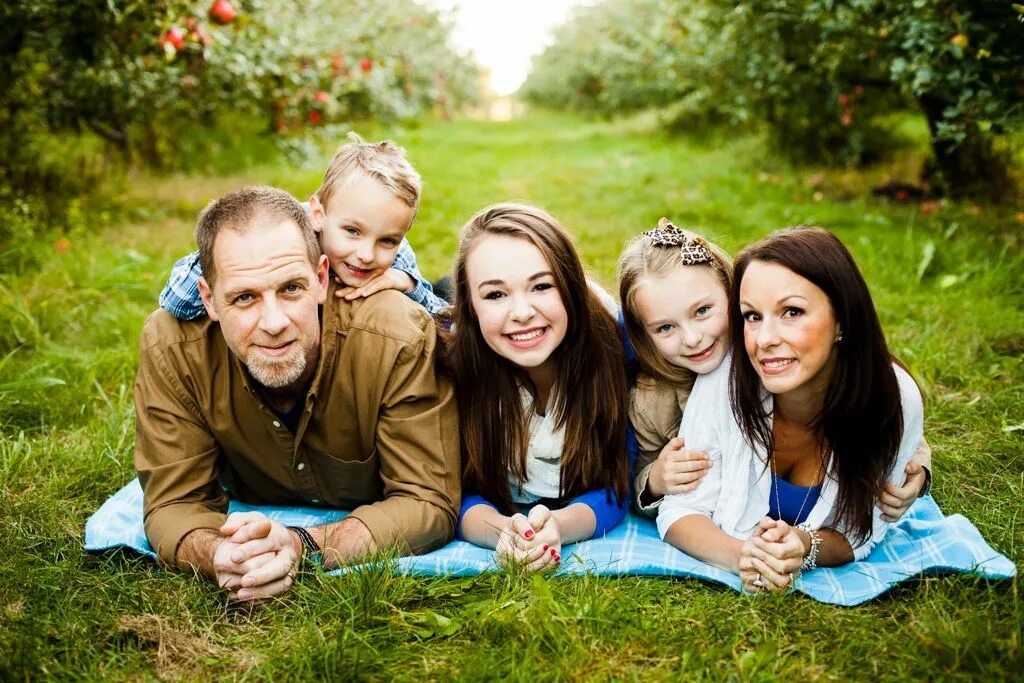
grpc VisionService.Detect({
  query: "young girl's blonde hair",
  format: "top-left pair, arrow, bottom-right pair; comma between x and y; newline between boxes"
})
617,219 -> 733,384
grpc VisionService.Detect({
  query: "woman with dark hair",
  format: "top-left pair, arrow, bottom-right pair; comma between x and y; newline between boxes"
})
656,226 -> 928,592
444,203 -> 630,571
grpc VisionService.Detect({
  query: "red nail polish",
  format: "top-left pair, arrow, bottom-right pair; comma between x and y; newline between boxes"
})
550,548 -> 556,557
524,530 -> 534,539
543,544 -> 549,551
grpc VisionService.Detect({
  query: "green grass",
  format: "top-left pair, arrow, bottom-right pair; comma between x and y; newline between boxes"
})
1,109 -> 1022,680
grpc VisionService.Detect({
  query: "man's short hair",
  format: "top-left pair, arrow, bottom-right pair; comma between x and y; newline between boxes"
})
196,186 -> 320,287
314,132 -> 421,213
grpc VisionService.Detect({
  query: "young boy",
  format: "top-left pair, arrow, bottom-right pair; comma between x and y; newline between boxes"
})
159,134 -> 447,319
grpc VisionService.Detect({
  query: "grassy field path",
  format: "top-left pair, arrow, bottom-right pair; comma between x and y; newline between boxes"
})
1,112 -> 1021,680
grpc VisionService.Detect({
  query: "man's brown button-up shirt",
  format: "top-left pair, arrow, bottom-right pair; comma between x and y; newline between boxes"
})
133,288 -> 461,567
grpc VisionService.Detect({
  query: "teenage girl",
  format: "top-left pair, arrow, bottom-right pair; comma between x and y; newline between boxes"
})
447,203 -> 630,571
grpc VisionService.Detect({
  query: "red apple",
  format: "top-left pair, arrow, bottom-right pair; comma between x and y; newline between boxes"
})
360,58 -> 372,73
209,0 -> 237,25
308,111 -> 322,124
315,91 -> 329,104
160,27 -> 186,51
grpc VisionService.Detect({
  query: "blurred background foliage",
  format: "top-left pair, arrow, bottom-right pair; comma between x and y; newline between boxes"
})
2,0 -> 1022,277
0,0 -> 481,271
522,0 -> 1024,201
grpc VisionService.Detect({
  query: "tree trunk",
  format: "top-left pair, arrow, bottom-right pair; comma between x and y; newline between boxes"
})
138,120 -> 164,170
86,118 -> 133,165
917,94 -> 1013,202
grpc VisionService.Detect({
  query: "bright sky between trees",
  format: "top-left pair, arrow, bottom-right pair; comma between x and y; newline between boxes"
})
427,0 -> 588,96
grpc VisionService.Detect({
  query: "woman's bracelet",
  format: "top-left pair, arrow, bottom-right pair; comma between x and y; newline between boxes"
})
797,524 -> 822,572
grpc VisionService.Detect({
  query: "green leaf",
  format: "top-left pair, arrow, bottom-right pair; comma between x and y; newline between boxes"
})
916,240 -> 935,282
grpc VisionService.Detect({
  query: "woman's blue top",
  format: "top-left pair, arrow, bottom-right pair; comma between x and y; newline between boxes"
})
767,474 -> 822,525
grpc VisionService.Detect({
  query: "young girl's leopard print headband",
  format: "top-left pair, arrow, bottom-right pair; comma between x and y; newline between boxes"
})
642,217 -> 720,269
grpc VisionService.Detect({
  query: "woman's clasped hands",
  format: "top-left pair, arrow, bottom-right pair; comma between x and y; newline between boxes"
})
495,504 -> 562,572
738,517 -> 809,594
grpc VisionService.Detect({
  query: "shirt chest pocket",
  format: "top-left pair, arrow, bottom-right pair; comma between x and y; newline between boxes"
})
310,449 -> 383,505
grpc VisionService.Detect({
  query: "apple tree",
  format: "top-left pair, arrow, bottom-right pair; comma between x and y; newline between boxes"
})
523,0 -> 1024,200
0,0 -> 479,177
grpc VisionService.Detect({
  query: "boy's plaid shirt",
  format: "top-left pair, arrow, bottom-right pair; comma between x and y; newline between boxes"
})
159,237 -> 448,320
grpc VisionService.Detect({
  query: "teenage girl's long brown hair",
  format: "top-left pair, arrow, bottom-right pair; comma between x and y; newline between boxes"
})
443,203 -> 629,514
729,226 -> 908,543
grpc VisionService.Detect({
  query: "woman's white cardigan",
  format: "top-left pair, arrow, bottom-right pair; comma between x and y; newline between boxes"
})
656,354 -> 924,561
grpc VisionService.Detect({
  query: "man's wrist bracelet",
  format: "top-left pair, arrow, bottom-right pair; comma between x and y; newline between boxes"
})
920,466 -> 933,497
287,526 -> 322,563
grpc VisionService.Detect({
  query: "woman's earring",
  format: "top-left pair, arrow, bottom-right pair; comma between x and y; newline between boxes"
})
835,333 -> 844,343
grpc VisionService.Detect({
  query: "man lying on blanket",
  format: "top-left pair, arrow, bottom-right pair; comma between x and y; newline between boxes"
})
134,186 -> 460,603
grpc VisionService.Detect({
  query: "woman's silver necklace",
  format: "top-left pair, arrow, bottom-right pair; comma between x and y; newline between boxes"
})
770,455 -> 823,526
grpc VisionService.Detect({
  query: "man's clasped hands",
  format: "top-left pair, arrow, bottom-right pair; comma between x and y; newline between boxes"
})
212,512 -> 303,603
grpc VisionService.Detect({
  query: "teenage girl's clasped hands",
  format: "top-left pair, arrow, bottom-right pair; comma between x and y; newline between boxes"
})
495,505 -> 562,570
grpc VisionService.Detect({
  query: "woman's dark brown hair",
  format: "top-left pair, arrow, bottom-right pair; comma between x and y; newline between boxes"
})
443,203 -> 629,514
728,226 -> 906,544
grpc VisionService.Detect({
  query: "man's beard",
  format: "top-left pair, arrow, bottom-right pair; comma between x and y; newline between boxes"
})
246,347 -> 307,389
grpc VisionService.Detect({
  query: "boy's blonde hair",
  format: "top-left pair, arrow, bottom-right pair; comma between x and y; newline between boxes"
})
617,222 -> 733,384
315,132 -> 422,212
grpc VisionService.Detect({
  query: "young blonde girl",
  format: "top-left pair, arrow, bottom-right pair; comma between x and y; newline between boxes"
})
618,219 -> 734,515
618,219 -> 930,520
446,203 -> 630,571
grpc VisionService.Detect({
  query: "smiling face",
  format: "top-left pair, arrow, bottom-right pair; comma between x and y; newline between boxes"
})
632,265 -> 729,374
466,234 -> 569,380
738,260 -> 841,400
199,218 -> 329,391
309,173 -> 415,287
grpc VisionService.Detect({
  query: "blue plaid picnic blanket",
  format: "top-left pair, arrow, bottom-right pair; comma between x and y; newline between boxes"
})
85,478 -> 1015,606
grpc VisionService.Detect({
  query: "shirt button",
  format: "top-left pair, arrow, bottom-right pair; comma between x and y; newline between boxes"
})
296,462 -> 305,471
272,420 -> 281,428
